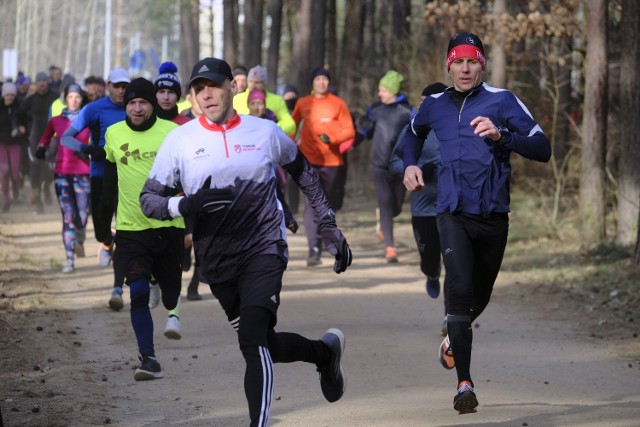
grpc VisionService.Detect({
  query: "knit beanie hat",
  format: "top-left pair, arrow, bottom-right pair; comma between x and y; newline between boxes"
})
283,84 -> 299,96
2,82 -> 17,97
310,67 -> 331,82
379,70 -> 404,95
248,65 -> 267,82
154,61 -> 182,99
124,78 -> 157,107
247,89 -> 266,103
64,83 -> 83,99
446,32 -> 485,72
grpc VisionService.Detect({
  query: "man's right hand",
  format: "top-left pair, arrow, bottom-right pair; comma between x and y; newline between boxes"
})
178,176 -> 234,217
403,165 -> 424,192
80,144 -> 106,160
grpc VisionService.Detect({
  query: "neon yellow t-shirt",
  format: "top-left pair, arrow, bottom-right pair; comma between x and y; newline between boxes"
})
50,98 -> 65,117
104,118 -> 184,231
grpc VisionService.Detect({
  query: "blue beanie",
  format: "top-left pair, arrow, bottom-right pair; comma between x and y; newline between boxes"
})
154,61 -> 182,99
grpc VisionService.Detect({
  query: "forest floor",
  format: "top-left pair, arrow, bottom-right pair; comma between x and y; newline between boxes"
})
1,190 -> 639,426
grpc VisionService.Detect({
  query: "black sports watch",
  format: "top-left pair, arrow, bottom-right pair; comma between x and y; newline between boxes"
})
324,208 -> 336,222
496,126 -> 510,144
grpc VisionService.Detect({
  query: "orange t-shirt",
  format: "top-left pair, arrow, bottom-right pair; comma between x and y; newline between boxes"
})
292,93 -> 355,167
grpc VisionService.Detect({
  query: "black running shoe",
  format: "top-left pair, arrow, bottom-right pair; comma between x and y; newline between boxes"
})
453,381 -> 478,414
317,328 -> 346,402
133,356 -> 163,381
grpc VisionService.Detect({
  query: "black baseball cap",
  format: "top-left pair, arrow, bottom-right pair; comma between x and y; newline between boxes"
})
188,57 -> 234,88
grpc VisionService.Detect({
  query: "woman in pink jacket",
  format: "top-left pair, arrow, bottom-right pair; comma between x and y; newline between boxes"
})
36,84 -> 91,273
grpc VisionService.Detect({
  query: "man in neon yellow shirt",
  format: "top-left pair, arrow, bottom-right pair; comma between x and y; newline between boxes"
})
103,78 -> 183,381
232,65 -> 296,136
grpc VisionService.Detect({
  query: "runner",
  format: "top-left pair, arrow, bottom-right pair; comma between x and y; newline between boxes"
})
102,78 -> 182,380
34,84 -> 90,273
140,57 -> 352,426
61,67 -> 130,310
402,32 -> 551,413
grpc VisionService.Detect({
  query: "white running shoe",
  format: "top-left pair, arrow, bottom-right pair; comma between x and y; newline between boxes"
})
149,283 -> 161,309
164,316 -> 182,340
61,260 -> 74,274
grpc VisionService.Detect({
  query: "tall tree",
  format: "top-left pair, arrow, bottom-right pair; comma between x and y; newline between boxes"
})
338,0 -> 365,104
288,0 -> 312,95
309,0 -> 327,72
223,0 -> 239,67
390,0 -> 411,74
580,0 -> 608,247
180,0 -> 199,85
326,0 -> 337,73
267,0 -> 283,91
490,0 -> 506,88
243,0 -> 264,68
618,0 -> 640,247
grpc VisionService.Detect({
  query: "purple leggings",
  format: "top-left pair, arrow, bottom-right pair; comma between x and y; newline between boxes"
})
54,174 -> 91,261
0,144 -> 22,205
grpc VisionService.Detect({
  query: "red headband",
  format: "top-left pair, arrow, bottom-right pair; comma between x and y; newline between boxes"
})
446,45 -> 486,71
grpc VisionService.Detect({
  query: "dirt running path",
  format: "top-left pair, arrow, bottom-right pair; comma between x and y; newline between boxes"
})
1,199 -> 640,426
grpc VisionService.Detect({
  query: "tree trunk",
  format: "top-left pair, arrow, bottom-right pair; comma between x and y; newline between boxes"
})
339,0 -> 365,105
267,0 -> 283,91
580,0 -> 608,247
490,0 -> 506,88
618,0 -> 640,247
309,0 -> 326,72
288,0 -> 312,95
391,0 -> 411,75
243,0 -> 264,68
326,0 -> 337,75
223,0 -> 239,67
180,0 -> 200,85
84,0 -> 98,77
552,36 -> 572,163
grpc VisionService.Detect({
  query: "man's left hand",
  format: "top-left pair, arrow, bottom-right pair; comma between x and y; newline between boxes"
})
318,213 -> 352,274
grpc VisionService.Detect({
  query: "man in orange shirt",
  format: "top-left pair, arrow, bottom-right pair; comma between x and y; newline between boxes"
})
292,68 -> 355,266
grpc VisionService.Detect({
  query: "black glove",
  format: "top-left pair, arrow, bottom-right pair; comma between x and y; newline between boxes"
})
283,208 -> 298,233
74,151 -> 90,160
80,144 -> 106,160
178,176 -> 234,217
318,209 -> 352,274
34,146 -> 47,160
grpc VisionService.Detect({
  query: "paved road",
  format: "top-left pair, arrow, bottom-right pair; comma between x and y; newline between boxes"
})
2,201 -> 640,426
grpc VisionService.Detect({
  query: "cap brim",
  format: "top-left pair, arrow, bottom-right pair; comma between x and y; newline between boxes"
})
109,78 -> 131,84
188,72 -> 229,89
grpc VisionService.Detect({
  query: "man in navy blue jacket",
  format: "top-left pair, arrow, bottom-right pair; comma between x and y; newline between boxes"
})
402,32 -> 551,414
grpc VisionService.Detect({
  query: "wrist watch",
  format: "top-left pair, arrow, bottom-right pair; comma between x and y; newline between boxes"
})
496,126 -> 510,144
323,208 -> 336,222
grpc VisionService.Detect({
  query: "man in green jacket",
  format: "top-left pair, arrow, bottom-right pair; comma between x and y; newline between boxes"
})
232,65 -> 296,137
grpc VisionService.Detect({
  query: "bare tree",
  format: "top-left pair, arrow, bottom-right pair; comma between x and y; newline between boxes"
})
326,0 -> 337,73
618,0 -> 640,247
580,0 -> 608,247
338,0 -> 365,104
243,0 -> 264,69
223,0 -> 240,67
490,0 -> 506,88
267,0 -> 283,91
309,0 -> 326,73
287,0 -> 312,95
180,0 -> 200,84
